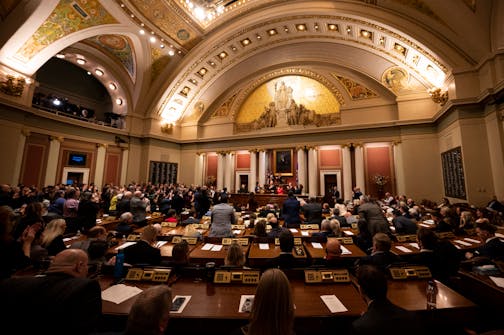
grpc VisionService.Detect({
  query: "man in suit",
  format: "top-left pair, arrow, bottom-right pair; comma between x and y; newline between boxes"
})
266,230 -> 303,269
123,224 -> 161,266
209,195 -> 235,237
392,207 -> 418,235
0,249 -> 102,334
358,196 -> 390,237
301,197 -> 323,227
130,191 -> 148,227
355,233 -> 400,272
466,221 -> 504,261
352,265 -> 425,335
267,216 -> 285,238
281,191 -> 301,227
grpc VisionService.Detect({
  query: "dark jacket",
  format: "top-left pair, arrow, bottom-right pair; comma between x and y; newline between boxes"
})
282,197 -> 302,226
123,240 -> 161,266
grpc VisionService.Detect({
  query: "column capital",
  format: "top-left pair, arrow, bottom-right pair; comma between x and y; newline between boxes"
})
49,136 -> 64,143
96,143 -> 107,149
248,148 -> 259,153
306,145 -> 318,151
21,129 -> 31,137
217,150 -> 231,155
257,148 -> 266,153
392,140 -> 402,146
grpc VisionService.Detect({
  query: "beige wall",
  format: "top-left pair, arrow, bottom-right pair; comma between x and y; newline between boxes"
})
0,120 -> 24,185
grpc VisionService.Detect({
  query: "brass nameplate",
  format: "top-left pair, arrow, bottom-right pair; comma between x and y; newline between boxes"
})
294,237 -> 302,246
304,269 -> 350,283
181,236 -> 198,245
231,224 -> 246,230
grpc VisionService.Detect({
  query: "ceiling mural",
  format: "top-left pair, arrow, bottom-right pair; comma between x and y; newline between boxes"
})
211,93 -> 238,118
129,0 -> 201,49
16,0 -> 117,61
234,75 -> 341,133
381,67 -> 411,94
333,75 -> 379,100
87,35 -> 136,80
151,48 -> 172,83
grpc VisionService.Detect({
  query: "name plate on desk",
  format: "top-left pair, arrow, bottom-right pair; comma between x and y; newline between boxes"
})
304,269 -> 350,284
172,236 -> 198,245
214,270 -> 260,284
294,237 -> 302,246
126,268 -> 172,282
161,221 -> 177,228
127,234 -> 140,241
396,234 -> 417,243
335,237 -> 354,245
193,223 -> 210,230
300,224 -> 319,230
222,237 -> 249,246
389,266 -> 432,280
231,224 -> 246,230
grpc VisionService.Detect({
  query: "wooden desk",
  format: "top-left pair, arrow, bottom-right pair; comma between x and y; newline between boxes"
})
247,243 -> 307,268
99,276 -> 477,335
391,242 -> 421,256
189,243 -> 250,266
303,241 -> 367,260
449,236 -> 483,251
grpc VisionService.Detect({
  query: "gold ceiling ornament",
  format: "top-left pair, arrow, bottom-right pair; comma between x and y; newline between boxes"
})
160,122 -> 174,134
49,136 -> 64,143
333,74 -> 379,100
0,75 -> 25,97
428,88 -> 448,106
382,67 -> 410,93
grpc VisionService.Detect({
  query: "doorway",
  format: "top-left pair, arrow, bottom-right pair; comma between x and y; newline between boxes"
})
62,167 -> 89,186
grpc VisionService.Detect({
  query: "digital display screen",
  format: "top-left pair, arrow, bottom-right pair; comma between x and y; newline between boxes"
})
68,153 -> 86,166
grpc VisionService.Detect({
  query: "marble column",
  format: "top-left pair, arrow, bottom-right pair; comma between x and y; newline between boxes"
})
258,150 -> 266,188
355,145 -> 365,195
393,141 -> 405,196
217,152 -> 225,191
225,152 -> 234,191
296,147 -> 307,194
13,129 -> 29,185
308,147 -> 318,197
120,148 -> 129,186
342,144 -> 353,202
94,144 -> 107,188
249,150 -> 257,192
195,153 -> 204,186
44,136 -> 63,186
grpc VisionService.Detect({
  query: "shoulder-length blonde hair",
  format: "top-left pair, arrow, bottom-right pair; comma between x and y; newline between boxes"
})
248,268 -> 294,335
225,242 -> 245,267
42,219 -> 66,247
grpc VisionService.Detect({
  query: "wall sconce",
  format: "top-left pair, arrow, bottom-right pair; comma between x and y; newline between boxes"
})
428,88 -> 448,106
161,122 -> 173,134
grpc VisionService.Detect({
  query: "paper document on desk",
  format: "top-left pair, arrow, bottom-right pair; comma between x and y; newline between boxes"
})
301,231 -> 309,236
232,230 -> 242,235
155,241 -> 167,248
419,223 -> 430,228
211,244 -> 223,251
423,219 -> 435,225
395,246 -> 412,253
115,242 -> 136,250
463,238 -> 481,244
489,276 -> 504,288
239,295 -> 255,313
453,240 -> 472,246
311,242 -> 323,249
259,243 -> 269,250
343,230 -> 354,236
409,243 -> 420,249
202,243 -> 214,250
102,284 -> 143,304
340,246 -> 352,255
290,229 -> 299,233
321,295 -> 348,313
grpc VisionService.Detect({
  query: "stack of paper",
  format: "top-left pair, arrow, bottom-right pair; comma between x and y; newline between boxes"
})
102,284 -> 143,304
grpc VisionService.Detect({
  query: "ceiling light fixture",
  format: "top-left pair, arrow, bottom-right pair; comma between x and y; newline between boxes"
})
76,58 -> 86,65
109,83 -> 117,90
115,98 -> 123,105
95,69 -> 104,76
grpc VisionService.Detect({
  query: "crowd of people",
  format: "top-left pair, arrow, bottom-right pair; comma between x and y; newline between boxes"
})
0,180 -> 503,334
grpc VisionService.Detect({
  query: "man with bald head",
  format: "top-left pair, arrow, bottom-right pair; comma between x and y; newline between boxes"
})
317,238 -> 350,268
0,249 -> 102,334
130,190 -> 148,227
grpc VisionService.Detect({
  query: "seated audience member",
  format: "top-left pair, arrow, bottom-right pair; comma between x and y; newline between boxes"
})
356,233 -> 400,272
124,285 -> 172,335
0,205 -> 35,278
352,265 -> 424,335
184,224 -> 203,240
224,241 -> 246,268
48,190 -> 66,216
164,209 -> 178,223
411,227 -> 460,282
236,268 -> 294,335
437,206 -> 456,232
355,218 -> 373,254
0,249 -> 102,334
458,210 -> 476,233
70,225 -> 109,265
123,224 -> 161,266
332,207 -> 349,227
315,238 -> 349,268
313,219 -> 341,238
266,216 -> 285,238
116,211 -> 134,236
164,240 -> 192,274
181,210 -> 200,225
392,207 -> 418,235
465,221 -> 504,261
252,219 -> 267,237
209,195 -> 235,237
41,218 -> 67,256
266,230 -> 298,269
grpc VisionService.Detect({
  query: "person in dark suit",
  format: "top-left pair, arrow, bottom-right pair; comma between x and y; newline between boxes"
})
351,265 -> 425,335
355,233 -> 400,272
123,224 -> 161,266
281,191 -> 301,227
358,196 -> 390,237
466,221 -> 504,261
301,197 -> 323,227
392,207 -> 418,235
266,230 -> 300,269
0,249 -> 102,335
266,216 -> 286,238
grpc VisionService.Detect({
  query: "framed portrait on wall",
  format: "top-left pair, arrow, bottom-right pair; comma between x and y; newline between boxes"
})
274,149 -> 293,176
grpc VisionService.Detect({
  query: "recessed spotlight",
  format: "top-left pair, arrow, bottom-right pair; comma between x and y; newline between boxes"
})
120,3 -> 125,8
240,38 -> 251,46
256,34 -> 262,39
149,36 -> 156,43
56,53 -> 65,59
218,51 -> 228,59
346,26 -> 352,33
168,50 -> 175,56
296,24 -> 307,31
139,29 -> 145,35
109,83 -> 117,90
76,58 -> 86,65
327,24 -> 338,31
130,14 -> 134,18
95,69 -> 104,76
267,29 -> 277,36
198,67 -> 208,76
115,98 -> 123,105
284,26 -> 289,32
140,23 -> 144,27
160,44 -> 165,48
87,71 -> 91,75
